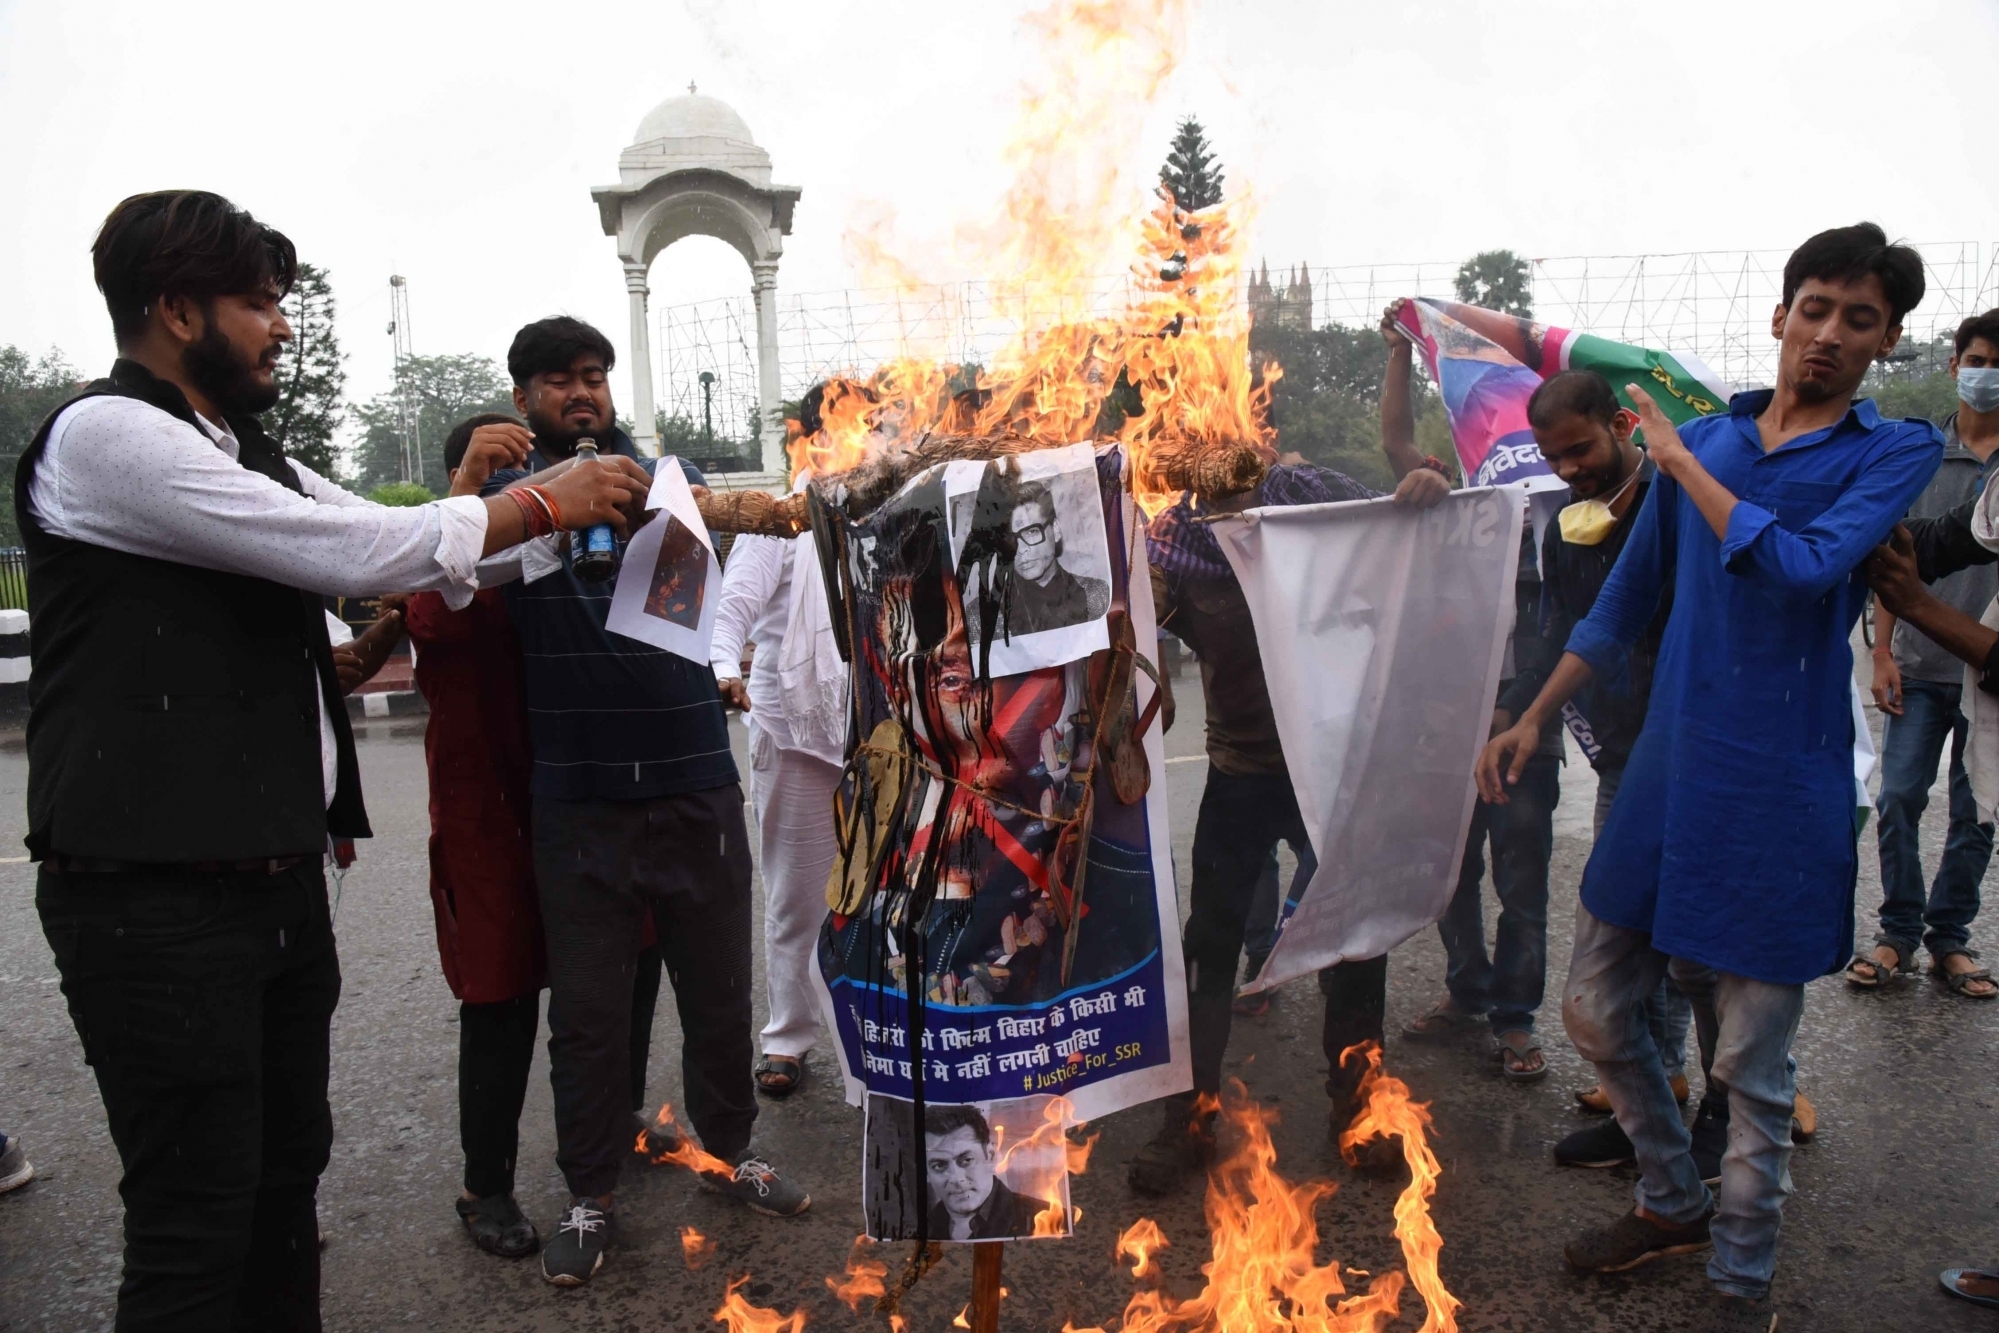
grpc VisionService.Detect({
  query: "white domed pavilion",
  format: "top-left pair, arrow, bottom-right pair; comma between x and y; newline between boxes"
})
591,87 -> 801,469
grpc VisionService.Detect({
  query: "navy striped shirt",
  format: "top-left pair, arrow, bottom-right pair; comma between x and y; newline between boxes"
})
486,433 -> 738,801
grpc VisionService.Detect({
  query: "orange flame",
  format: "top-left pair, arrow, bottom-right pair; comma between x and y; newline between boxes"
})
791,0 -> 1275,515
986,1096 -> 1093,1237
825,1236 -> 887,1313
712,1274 -> 806,1332
640,1102 -> 737,1181
1115,1217 -> 1170,1280
1338,1043 -> 1462,1333
680,1225 -> 716,1270
1068,1044 -> 1457,1332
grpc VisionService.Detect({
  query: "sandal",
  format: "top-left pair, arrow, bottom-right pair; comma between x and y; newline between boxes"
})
1843,939 -> 1912,988
755,1055 -> 807,1099
1931,948 -> 1999,1000
1790,1090 -> 1817,1142
455,1193 -> 539,1259
1495,1029 -> 1548,1083
1401,997 -> 1485,1042
1942,1268 -> 1999,1310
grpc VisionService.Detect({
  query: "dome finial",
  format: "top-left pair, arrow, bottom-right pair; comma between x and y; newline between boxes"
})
688,80 -> 697,96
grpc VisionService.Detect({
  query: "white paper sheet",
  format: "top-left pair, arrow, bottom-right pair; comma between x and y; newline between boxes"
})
605,458 -> 721,665
1215,488 -> 1525,993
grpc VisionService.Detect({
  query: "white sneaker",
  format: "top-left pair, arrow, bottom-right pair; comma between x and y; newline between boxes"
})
0,1136 -> 33,1194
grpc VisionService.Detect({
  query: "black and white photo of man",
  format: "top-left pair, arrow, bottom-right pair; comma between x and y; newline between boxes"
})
1006,478 -> 1110,635
923,1104 -> 1045,1241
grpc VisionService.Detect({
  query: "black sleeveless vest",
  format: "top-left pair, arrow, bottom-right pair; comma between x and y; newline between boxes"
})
14,359 -> 370,861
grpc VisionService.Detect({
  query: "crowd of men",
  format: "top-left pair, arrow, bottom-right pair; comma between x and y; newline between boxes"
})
9,190 -> 1999,1331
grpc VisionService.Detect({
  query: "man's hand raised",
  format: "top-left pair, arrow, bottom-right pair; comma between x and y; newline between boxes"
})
1380,298 -> 1413,350
449,422 -> 534,497
1391,467 -> 1449,509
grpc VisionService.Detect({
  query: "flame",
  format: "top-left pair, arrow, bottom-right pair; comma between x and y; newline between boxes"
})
1116,1217 -> 1170,1280
640,1102 -> 737,1180
712,1275 -> 806,1332
1338,1043 -> 1462,1333
984,1096 -> 1094,1237
1070,1044 -> 1457,1332
825,1236 -> 888,1313
680,1225 -> 716,1270
791,0 -> 1274,515
953,1308 -> 971,1329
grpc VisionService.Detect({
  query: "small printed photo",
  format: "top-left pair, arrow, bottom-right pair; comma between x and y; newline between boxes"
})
862,1095 -> 1072,1243
643,515 -> 708,629
950,444 -> 1113,673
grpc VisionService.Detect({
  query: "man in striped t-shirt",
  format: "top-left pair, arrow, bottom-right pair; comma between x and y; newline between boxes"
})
486,317 -> 810,1288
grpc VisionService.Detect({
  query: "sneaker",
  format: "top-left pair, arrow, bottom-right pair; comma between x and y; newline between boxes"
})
700,1150 -> 810,1218
1574,1073 -> 1688,1113
1553,1117 -> 1635,1170
0,1135 -> 31,1194
456,1192 -> 539,1259
1127,1101 -> 1215,1196
1564,1207 -> 1712,1274
540,1199 -> 613,1286
1711,1290 -> 1778,1331
1690,1097 -> 1728,1186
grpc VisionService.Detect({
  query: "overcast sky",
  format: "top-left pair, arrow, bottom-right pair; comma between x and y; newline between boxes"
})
4,0 -> 1995,419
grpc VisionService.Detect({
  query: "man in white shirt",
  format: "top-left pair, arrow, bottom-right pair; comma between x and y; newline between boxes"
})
22,189 -> 648,1331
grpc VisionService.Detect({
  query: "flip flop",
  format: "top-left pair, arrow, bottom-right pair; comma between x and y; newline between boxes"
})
1496,1030 -> 1548,1083
755,1055 -> 806,1100
1941,1269 -> 1999,1310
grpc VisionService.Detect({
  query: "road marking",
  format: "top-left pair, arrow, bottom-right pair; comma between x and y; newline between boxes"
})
1164,755 -> 1207,765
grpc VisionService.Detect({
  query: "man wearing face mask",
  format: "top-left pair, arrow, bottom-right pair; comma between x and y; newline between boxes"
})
1850,309 -> 1999,1000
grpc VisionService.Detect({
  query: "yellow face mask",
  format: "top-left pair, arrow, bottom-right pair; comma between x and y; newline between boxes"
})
1557,466 -> 1641,547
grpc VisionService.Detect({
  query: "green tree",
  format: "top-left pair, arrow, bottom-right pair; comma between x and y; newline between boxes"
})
353,354 -> 514,494
1453,249 -> 1534,319
0,346 -> 87,545
366,481 -> 436,506
1159,117 -> 1224,212
1863,334 -> 1962,426
1249,321 -> 1451,490
264,262 -> 346,480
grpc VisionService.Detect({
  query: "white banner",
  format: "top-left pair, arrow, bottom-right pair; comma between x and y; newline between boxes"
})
1215,488 -> 1525,993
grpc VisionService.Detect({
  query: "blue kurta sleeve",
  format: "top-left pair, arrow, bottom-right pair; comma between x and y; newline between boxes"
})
1566,474 -> 1676,689
1718,423 -> 1943,607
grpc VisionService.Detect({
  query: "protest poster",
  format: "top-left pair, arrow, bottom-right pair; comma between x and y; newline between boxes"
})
1392,297 -> 1732,489
861,1094 -> 1072,1243
605,458 -> 720,665
1215,488 -> 1526,992
813,443 -> 1186,1240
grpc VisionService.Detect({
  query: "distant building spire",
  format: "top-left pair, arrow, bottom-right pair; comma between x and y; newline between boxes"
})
688,80 -> 698,96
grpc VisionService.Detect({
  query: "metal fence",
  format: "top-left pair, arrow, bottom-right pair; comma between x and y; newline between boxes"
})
0,548 -> 24,612
655,241 -> 1999,432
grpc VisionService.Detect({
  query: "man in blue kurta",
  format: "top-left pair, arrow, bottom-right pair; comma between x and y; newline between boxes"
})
1479,224 -> 1943,1327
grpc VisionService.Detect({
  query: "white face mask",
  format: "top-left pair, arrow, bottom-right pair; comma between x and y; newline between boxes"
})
1959,366 -> 1999,414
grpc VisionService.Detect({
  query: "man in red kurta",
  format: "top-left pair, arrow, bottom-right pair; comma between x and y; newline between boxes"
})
411,414 -> 665,1260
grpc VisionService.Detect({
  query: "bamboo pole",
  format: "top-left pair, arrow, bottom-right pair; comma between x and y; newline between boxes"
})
969,1241 -> 1004,1333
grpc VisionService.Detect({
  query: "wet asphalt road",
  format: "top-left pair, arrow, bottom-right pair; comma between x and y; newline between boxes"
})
2,677 -> 1997,1332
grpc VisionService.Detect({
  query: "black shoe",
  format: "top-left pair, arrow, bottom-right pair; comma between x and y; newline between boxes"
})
456,1192 -> 539,1259
632,1113 -> 686,1165
1329,1090 -> 1402,1175
1554,1117 -> 1635,1169
1127,1101 -> 1215,1196
700,1149 -> 811,1218
1690,1097 -> 1728,1186
1564,1207 -> 1712,1274
540,1199 -> 613,1286
1711,1290 -> 1778,1331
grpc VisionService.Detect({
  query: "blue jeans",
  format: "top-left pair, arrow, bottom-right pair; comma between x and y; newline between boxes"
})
1874,678 -> 1994,957
1439,752 -> 1559,1034
1563,904 -> 1802,1299
1597,763 -> 1693,1079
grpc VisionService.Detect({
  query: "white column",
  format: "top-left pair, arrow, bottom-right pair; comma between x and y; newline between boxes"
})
751,259 -> 784,476
624,259 -> 659,457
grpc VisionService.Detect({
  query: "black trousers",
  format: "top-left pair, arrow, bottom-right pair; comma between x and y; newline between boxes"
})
37,862 -> 340,1333
1181,770 -> 1387,1103
457,944 -> 664,1199
533,787 -> 756,1198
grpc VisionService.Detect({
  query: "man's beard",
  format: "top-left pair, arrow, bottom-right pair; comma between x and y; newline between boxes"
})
182,322 -> 280,415
524,404 -> 603,459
